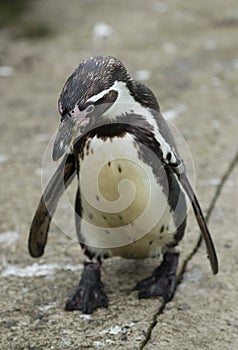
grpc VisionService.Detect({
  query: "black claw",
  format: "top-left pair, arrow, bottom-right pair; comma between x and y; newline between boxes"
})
133,252 -> 179,302
65,262 -> 108,314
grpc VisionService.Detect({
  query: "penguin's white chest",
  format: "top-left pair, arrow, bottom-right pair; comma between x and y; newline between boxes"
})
79,134 -> 176,258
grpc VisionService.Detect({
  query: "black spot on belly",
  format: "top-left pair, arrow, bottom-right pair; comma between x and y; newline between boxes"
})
96,195 -> 100,201
104,230 -> 110,235
108,161 -> 111,167
160,225 -> 164,233
118,214 -> 123,220
149,240 -> 153,246
102,215 -> 108,220
118,165 -> 122,173
88,213 -> 94,220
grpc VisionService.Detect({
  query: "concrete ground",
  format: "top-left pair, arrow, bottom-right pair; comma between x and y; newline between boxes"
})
0,0 -> 238,349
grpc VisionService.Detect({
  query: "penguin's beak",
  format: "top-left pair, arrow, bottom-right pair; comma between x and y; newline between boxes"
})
52,105 -> 94,161
52,114 -> 77,161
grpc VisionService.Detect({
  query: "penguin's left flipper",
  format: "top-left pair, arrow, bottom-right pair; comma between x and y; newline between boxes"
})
171,161 -> 219,274
28,153 -> 76,258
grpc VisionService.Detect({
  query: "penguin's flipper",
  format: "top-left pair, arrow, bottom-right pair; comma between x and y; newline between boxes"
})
28,153 -> 76,258
177,169 -> 218,274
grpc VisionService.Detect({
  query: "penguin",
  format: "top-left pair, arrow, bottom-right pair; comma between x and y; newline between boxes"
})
28,56 -> 218,314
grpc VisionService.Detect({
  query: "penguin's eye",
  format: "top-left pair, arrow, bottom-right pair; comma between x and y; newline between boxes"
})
84,104 -> 95,114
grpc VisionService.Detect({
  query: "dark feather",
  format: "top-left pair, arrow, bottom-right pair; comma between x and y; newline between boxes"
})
28,153 -> 76,257
178,172 -> 219,274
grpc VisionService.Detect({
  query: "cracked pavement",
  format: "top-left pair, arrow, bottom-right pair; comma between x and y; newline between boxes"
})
1,1 -> 238,349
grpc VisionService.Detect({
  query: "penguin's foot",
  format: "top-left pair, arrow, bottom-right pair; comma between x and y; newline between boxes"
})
133,252 -> 179,302
65,262 -> 108,314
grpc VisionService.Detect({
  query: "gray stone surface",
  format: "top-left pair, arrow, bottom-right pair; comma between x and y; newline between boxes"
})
0,1 -> 238,349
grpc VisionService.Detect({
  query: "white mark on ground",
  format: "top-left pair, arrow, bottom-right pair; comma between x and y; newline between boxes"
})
163,42 -> 177,54
211,76 -> 221,87
153,2 -> 168,13
183,267 -> 204,284
59,202 -> 70,209
163,104 -> 187,121
211,119 -> 220,129
99,322 -> 137,336
108,325 -> 122,335
0,66 -> 14,77
35,134 -> 50,143
0,231 -> 19,246
230,58 -> 238,70
35,167 -> 52,177
207,178 -> 221,186
80,314 -> 91,320
94,341 -> 105,348
95,322 -> 138,346
0,154 -> 9,164
134,70 -> 151,81
204,39 -> 217,51
38,302 -> 58,311
93,22 -> 113,39
211,178 -> 222,186
1,262 -> 83,277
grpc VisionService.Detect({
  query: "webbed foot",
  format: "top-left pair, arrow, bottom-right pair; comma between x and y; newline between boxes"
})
65,262 -> 108,314
134,252 -> 179,302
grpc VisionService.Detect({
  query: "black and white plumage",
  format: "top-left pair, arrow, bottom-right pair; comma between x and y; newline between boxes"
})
29,56 -> 218,314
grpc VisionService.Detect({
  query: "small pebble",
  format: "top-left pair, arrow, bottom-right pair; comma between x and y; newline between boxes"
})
93,23 -> 113,39
134,70 -> 151,81
0,66 -> 14,77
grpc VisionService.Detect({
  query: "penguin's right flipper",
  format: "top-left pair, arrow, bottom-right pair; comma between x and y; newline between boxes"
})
28,153 -> 76,258
178,171 -> 219,275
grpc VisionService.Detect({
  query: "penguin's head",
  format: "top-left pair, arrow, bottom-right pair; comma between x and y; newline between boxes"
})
52,56 -> 132,161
